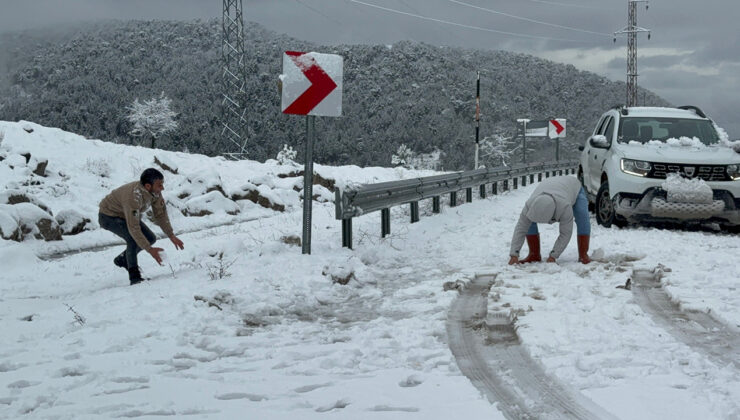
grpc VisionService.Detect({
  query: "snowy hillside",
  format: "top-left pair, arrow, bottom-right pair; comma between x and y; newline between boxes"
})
1,122 -> 739,419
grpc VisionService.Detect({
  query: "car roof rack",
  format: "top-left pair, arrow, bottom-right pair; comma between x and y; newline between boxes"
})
611,104 -> 628,115
677,105 -> 707,118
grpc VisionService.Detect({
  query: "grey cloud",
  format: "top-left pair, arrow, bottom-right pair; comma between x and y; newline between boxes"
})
0,0 -> 736,136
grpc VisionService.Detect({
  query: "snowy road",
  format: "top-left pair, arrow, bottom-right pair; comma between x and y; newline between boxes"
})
447,274 -> 616,420
632,267 -> 740,370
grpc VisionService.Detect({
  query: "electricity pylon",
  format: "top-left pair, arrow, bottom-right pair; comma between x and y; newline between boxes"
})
221,0 -> 249,159
614,0 -> 651,107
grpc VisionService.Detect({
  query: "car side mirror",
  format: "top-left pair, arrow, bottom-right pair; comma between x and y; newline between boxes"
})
589,135 -> 609,148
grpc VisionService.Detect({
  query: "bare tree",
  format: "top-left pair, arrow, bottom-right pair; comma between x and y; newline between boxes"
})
479,134 -> 517,167
126,92 -> 178,149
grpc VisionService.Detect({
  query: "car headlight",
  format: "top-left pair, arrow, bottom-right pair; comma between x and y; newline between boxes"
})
620,159 -> 651,177
728,164 -> 740,180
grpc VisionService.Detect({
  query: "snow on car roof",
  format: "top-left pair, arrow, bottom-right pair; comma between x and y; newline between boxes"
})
623,106 -> 707,119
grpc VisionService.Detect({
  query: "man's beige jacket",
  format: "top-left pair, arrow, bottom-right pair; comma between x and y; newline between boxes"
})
99,181 -> 173,251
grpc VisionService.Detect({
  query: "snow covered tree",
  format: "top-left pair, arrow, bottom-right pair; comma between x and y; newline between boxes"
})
276,144 -> 298,165
479,134 -> 517,168
391,144 -> 415,169
126,92 -> 178,149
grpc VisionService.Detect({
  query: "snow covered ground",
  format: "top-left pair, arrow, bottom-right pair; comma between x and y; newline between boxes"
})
1,121 -> 739,419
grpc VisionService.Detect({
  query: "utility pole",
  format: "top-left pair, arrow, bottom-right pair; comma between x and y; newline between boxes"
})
221,0 -> 249,159
474,71 -> 481,169
614,0 -> 651,107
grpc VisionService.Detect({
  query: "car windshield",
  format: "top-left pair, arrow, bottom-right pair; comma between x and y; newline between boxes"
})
617,117 -> 720,145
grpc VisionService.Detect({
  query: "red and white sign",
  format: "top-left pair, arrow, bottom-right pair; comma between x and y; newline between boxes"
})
281,51 -> 342,117
548,119 -> 566,139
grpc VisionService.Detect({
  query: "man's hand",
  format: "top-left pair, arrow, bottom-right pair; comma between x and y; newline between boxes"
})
148,247 -> 165,265
546,256 -> 556,263
169,235 -> 184,250
508,256 -> 519,265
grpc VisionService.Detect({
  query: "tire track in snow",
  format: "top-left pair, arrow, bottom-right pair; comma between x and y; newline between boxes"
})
446,274 -> 616,420
632,266 -> 740,369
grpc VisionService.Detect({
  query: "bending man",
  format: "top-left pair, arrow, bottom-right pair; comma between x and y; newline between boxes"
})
98,168 -> 184,284
508,175 -> 591,265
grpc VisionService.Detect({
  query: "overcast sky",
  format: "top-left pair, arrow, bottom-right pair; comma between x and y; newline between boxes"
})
1,0 -> 738,137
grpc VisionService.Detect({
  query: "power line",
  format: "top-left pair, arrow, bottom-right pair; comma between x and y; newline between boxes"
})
293,0 -> 344,26
347,0 -> 591,43
448,0 -> 612,37
521,0 -> 617,10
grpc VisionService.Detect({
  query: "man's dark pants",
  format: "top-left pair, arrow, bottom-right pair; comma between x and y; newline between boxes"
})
98,213 -> 156,269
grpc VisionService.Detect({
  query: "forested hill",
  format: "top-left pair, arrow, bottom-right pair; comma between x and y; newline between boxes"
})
0,19 -> 669,169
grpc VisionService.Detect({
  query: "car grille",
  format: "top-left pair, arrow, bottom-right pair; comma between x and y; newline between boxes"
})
648,163 -> 730,181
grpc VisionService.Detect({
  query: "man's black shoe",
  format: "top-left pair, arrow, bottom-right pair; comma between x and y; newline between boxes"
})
128,266 -> 145,285
114,253 -> 127,269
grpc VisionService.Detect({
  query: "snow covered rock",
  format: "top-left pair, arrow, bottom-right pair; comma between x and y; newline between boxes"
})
0,203 -> 62,241
183,191 -> 240,217
176,169 -> 225,199
230,183 -> 286,212
31,157 -> 48,177
0,190 -> 52,214
154,155 -> 178,174
276,170 -> 336,192
55,209 -> 93,235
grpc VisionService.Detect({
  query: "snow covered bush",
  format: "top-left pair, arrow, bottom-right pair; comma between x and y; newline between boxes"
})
391,144 -> 414,168
84,157 -> 112,178
480,134 -> 516,167
276,144 -> 298,165
408,149 -> 443,171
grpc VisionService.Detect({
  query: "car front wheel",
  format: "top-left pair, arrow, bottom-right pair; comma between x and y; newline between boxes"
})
595,181 -> 626,228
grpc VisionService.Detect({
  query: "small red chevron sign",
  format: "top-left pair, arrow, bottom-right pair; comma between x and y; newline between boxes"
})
281,51 -> 343,117
548,119 -> 566,138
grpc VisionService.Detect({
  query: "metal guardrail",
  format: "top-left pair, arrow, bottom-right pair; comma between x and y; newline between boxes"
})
335,160 -> 579,248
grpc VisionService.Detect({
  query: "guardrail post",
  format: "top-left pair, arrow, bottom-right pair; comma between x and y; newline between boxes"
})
492,182 -> 498,195
342,218 -> 353,249
546,171 -> 550,178
479,184 -> 486,198
450,191 -> 457,207
433,196 -> 440,213
513,177 -> 518,190
466,188 -> 473,203
410,201 -> 420,223
521,175 -> 527,186
538,173 -> 542,182
503,179 -> 509,192
381,208 -> 391,237
530,174 -> 534,184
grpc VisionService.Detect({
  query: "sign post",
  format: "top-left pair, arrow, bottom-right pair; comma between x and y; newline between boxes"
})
281,51 -> 343,254
474,71 -> 480,169
517,119 -> 529,163
548,119 -> 566,161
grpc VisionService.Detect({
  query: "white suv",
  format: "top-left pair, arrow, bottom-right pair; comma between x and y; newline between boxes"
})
578,105 -> 740,231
